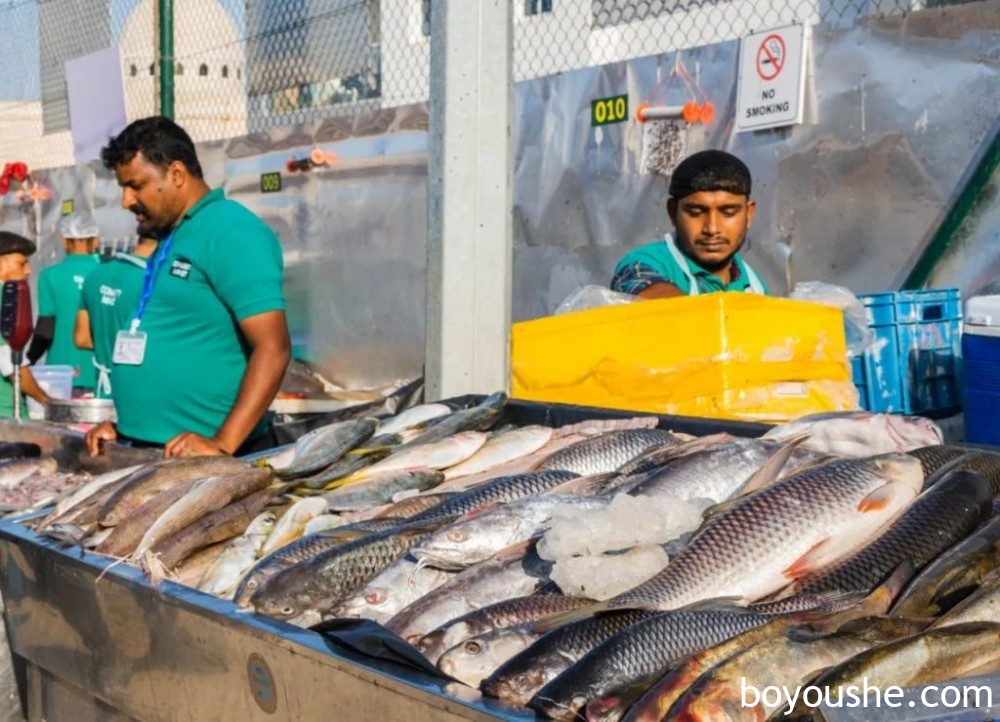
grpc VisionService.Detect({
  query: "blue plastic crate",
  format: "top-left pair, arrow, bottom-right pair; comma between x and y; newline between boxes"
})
852,289 -> 962,416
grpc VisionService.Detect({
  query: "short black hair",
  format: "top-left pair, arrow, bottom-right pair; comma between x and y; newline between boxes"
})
100,116 -> 204,179
0,231 -> 36,257
669,150 -> 752,200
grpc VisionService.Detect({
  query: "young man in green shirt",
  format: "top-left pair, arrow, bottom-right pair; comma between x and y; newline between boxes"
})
74,236 -> 157,398
0,232 -> 52,417
610,150 -> 768,298
27,213 -> 100,392
86,117 -> 291,459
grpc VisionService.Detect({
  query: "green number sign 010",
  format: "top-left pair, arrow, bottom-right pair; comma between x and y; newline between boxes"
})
591,94 -> 628,127
260,172 -> 282,194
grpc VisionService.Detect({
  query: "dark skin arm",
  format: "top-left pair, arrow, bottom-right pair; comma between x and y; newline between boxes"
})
163,310 -> 291,457
19,367 -> 52,405
637,281 -> 686,300
74,309 -> 94,350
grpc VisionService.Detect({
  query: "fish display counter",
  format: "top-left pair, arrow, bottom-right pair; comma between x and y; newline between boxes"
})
0,399 -> 998,721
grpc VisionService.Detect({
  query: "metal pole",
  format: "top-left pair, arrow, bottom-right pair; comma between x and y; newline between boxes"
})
424,0 -> 514,400
12,352 -> 21,422
158,0 -> 175,119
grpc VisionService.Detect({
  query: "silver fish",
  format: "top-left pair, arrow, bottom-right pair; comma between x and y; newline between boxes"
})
385,541 -> 552,644
270,418 -> 378,478
576,454 -> 924,615
412,495 -> 610,571
536,429 -> 679,476
419,594 -> 595,665
327,555 -> 457,625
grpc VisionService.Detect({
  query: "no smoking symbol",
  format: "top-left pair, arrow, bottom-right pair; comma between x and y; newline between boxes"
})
756,34 -> 786,81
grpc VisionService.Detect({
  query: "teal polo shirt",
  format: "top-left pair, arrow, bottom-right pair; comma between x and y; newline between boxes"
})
80,252 -> 148,397
111,189 -> 285,444
610,235 -> 768,296
37,253 -> 100,389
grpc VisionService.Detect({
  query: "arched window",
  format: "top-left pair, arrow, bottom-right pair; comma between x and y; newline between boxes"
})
237,67 -> 242,79
129,64 -> 137,77
199,63 -> 209,77
221,65 -> 229,79
176,62 -> 184,75
149,63 -> 155,76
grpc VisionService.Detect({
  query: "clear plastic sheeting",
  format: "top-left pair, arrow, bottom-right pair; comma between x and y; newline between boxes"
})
790,281 -> 876,357
511,1 -> 1000,320
554,285 -> 637,315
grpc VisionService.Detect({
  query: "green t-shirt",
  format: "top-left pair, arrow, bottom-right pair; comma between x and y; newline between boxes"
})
610,235 -> 769,296
112,189 -> 285,444
37,254 -> 100,389
0,344 -> 22,418
80,252 -> 148,398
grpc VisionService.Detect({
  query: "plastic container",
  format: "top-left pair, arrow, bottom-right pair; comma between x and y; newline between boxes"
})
26,365 -> 74,420
511,293 -> 854,422
962,294 -> 1000,444
852,289 -> 962,416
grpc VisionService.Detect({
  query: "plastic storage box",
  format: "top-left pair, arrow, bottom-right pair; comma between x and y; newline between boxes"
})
511,293 -> 857,422
851,289 -> 962,416
962,294 -> 1000,444
25,364 -> 74,420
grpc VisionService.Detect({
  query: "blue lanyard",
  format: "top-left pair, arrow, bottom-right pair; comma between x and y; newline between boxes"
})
130,231 -> 174,332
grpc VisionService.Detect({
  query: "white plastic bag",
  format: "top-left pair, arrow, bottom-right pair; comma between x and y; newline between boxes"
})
554,285 -> 638,315
790,282 -> 875,357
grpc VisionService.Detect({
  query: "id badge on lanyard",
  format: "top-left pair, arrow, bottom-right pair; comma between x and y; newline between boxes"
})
113,232 -> 174,366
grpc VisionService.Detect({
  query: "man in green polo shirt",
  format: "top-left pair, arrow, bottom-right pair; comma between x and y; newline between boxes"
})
27,213 -> 100,392
74,235 -> 157,398
86,116 -> 291,458
610,149 -> 768,298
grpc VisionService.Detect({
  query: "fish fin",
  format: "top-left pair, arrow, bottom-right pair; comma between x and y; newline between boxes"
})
346,446 -> 396,458
861,561 -> 916,614
675,596 -> 748,613
857,484 -> 901,512
737,433 -> 811,495
548,472 -> 613,496
700,496 -> 745,523
531,600 -> 611,634
492,537 -> 538,562
782,539 -> 834,580
455,502 -> 503,521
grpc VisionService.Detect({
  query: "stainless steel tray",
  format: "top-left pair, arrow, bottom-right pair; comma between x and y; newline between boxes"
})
43,399 -> 117,425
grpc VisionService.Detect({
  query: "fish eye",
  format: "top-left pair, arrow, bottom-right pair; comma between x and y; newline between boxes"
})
447,530 -> 468,543
464,641 -> 482,655
247,580 -> 259,590
281,606 -> 296,617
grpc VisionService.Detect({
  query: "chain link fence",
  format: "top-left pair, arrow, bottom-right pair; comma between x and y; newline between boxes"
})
0,0 -> 983,170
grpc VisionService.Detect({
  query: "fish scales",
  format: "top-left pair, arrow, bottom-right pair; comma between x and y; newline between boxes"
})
603,455 -> 923,611
232,518 -> 407,607
528,608 -> 779,719
536,429 -> 678,476
250,525 -> 431,620
418,594 -> 595,664
792,469 -> 993,596
406,470 -> 579,525
481,611 -> 656,707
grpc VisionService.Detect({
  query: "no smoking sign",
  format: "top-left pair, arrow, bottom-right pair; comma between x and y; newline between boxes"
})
756,35 -> 785,81
736,24 -> 807,132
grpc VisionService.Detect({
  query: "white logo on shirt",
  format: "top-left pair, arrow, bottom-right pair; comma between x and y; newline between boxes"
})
99,285 -> 122,306
73,274 -> 85,291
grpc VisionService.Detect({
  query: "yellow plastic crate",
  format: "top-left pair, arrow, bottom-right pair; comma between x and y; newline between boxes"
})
510,293 -> 857,422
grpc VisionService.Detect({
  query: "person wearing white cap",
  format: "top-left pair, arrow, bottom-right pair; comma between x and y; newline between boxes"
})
26,212 -> 101,393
